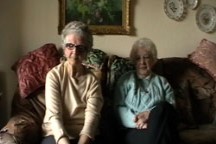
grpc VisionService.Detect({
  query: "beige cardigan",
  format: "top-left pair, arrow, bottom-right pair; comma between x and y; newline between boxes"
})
42,61 -> 103,143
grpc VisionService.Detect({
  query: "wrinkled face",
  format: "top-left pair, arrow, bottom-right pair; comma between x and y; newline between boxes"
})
63,34 -> 87,65
134,47 -> 156,78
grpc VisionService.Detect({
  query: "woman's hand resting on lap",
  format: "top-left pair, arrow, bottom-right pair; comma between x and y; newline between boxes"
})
134,111 -> 150,129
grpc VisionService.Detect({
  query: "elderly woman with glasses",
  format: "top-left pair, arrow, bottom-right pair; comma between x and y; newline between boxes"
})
41,21 -> 103,144
113,38 -> 179,144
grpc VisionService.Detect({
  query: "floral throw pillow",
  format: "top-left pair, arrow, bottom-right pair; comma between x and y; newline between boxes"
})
188,39 -> 216,81
11,43 -> 60,98
83,48 -> 108,70
107,55 -> 135,98
83,48 -> 108,94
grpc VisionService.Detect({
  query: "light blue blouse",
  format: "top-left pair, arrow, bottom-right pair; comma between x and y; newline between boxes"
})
114,70 -> 175,128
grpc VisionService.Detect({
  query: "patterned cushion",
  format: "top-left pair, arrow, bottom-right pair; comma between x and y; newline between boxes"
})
152,58 -> 198,127
84,48 -> 108,70
107,55 -> 135,100
83,48 -> 108,96
188,39 -> 216,81
11,43 -> 60,98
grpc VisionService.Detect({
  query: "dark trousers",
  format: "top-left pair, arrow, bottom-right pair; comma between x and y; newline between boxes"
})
117,102 -> 179,144
40,136 -> 77,144
40,135 -> 103,144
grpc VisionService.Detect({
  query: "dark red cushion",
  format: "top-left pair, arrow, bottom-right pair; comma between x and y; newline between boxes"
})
12,43 -> 60,98
188,39 -> 216,81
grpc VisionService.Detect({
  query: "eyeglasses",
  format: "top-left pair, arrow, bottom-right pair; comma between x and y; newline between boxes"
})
135,55 -> 152,61
64,43 -> 87,53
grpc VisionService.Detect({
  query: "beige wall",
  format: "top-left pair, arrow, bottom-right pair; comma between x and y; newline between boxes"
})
0,0 -> 216,126
0,0 -> 21,126
19,0 -> 216,57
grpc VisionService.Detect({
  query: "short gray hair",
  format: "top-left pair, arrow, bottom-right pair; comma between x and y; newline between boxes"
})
61,21 -> 93,52
130,37 -> 158,62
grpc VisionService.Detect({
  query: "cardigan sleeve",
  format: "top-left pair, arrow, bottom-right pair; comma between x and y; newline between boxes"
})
45,70 -> 69,143
80,77 -> 104,139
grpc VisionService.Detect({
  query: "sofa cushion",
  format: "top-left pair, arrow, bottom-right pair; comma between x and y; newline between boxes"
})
188,39 -> 216,81
83,48 -> 108,85
0,114 -> 41,144
0,89 -> 46,144
11,43 -> 60,98
84,48 -> 108,70
83,48 -> 109,98
153,58 -> 199,128
155,57 -> 216,125
187,68 -> 216,124
11,89 -> 46,121
107,55 -> 134,99
0,132 -> 17,144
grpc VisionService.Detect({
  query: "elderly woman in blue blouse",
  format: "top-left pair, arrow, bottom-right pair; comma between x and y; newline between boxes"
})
114,38 -> 179,144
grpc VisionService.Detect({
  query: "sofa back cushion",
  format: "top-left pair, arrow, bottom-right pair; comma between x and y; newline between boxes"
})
11,43 -> 61,98
83,48 -> 109,97
107,55 -> 134,101
154,57 -> 216,126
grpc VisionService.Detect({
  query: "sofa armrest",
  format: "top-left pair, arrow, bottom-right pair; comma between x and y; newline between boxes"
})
0,132 -> 17,144
0,89 -> 46,144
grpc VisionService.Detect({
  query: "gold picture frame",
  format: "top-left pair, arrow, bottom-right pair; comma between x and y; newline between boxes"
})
58,0 -> 132,35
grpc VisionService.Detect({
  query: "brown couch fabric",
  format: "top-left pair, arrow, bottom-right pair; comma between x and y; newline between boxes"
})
153,58 -> 216,126
0,89 -> 46,144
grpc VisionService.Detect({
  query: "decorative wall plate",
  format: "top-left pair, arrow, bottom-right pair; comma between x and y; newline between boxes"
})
196,4 -> 216,33
186,0 -> 199,10
164,0 -> 187,21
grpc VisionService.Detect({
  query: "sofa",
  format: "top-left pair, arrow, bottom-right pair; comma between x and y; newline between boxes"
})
1,39 -> 216,144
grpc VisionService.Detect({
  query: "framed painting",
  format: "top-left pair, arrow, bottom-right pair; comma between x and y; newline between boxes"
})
58,0 -> 132,35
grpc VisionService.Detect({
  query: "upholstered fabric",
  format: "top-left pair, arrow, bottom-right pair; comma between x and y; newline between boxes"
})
0,90 -> 46,144
107,55 -> 134,100
84,48 -> 108,69
153,58 -> 216,126
188,39 -> 216,81
0,133 -> 17,144
11,43 -> 60,98
83,48 -> 108,93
